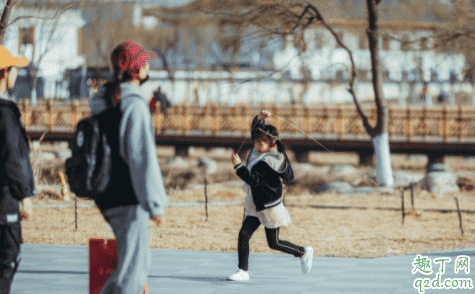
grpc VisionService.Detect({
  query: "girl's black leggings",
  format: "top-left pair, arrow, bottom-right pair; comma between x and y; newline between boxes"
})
238,216 -> 305,271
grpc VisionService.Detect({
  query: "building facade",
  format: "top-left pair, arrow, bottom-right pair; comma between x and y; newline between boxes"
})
2,3 -> 85,100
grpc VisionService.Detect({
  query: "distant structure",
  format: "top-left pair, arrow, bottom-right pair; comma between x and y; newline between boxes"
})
2,1 -> 85,100
133,0 -> 469,106
3,0 -> 470,106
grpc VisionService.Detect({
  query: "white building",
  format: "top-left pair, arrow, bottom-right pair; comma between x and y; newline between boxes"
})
2,4 -> 86,100
138,19 -> 468,106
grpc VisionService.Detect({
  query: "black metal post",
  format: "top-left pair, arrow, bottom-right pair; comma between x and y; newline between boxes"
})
204,175 -> 208,221
454,196 -> 463,236
401,188 -> 405,225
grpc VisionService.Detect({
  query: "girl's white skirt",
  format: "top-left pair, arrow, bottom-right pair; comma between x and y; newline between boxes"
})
243,184 -> 291,229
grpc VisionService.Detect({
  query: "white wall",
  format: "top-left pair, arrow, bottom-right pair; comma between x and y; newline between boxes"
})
3,7 -> 85,98
141,70 -> 474,106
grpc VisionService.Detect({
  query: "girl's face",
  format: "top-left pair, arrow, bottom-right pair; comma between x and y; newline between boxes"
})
254,137 -> 273,153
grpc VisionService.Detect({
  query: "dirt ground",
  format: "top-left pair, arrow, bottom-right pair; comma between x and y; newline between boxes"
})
22,189 -> 475,259
23,143 -> 475,258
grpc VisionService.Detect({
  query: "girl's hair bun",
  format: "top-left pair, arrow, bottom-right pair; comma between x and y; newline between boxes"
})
252,124 -> 280,142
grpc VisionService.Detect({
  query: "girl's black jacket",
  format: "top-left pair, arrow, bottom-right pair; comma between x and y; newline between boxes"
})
234,116 -> 294,212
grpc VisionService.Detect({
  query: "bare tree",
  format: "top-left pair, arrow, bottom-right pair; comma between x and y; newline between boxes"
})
0,0 -> 80,45
22,9 -> 65,105
196,0 -> 394,185
80,2 -> 138,68
0,1 -> 83,105
431,1 -> 475,83
0,0 -> 17,44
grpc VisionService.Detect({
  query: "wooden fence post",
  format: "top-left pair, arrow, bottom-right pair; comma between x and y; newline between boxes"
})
212,104 -> 219,136
21,99 -> 31,128
46,100 -> 55,131
336,104 -> 344,140
183,104 -> 191,136
442,106 -> 448,143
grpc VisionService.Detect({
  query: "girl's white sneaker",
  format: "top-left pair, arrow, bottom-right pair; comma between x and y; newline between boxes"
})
300,246 -> 314,274
227,269 -> 249,281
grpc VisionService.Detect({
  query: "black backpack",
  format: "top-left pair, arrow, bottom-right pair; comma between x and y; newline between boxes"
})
65,103 -> 121,199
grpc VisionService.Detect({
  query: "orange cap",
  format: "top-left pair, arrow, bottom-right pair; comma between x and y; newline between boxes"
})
0,46 -> 28,69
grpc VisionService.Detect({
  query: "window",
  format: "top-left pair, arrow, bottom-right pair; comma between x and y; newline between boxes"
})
19,27 -> 34,50
420,37 -> 428,51
314,33 -> 324,49
76,28 -> 82,56
382,34 -> 390,51
359,31 -> 367,50
336,31 -> 344,48
401,33 -> 411,51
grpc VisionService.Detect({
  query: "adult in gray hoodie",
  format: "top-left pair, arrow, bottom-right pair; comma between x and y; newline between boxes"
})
89,41 -> 168,294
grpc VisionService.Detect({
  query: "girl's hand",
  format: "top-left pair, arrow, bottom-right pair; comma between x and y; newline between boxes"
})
231,153 -> 241,166
258,110 -> 271,120
151,216 -> 162,226
20,198 -> 33,219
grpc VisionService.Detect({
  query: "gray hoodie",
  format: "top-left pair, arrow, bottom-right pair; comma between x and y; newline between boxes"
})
89,82 -> 168,216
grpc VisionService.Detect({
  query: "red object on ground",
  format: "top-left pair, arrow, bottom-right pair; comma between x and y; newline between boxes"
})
89,238 -> 117,294
89,238 -> 148,294
21,212 -> 28,219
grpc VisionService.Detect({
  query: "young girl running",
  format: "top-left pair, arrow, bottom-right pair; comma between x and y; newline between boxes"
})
227,110 -> 313,281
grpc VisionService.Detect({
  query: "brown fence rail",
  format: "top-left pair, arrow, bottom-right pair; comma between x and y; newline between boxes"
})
17,100 -> 475,142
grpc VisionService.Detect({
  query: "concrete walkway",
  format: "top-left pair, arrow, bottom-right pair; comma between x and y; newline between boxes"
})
11,244 -> 475,294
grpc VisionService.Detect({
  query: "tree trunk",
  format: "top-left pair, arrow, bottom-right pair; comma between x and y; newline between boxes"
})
0,0 -> 15,45
31,88 -> 37,106
31,71 -> 38,106
372,132 -> 393,186
366,0 -> 394,186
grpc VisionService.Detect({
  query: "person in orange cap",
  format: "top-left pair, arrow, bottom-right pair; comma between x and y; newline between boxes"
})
0,45 -> 36,294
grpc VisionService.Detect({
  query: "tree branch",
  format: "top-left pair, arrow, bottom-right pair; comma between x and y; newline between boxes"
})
154,49 -> 175,82
366,0 -> 386,136
0,0 -> 17,44
299,4 -> 375,135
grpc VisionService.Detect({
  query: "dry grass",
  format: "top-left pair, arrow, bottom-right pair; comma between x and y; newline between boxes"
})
24,142 -> 475,258
21,197 -> 475,258
29,132 -> 48,186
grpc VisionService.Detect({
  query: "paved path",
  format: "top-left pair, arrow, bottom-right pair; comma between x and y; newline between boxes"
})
32,201 -> 242,209
11,244 -> 475,294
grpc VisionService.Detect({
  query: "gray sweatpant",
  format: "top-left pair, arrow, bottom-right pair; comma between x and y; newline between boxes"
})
99,204 -> 150,294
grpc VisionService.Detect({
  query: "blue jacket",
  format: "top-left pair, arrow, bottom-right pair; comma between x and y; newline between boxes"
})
89,82 -> 168,216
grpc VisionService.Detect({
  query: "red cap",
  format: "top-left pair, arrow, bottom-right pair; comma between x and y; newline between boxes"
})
114,41 -> 155,78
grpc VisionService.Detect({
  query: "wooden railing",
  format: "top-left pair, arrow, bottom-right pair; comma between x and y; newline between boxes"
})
17,100 -> 475,143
